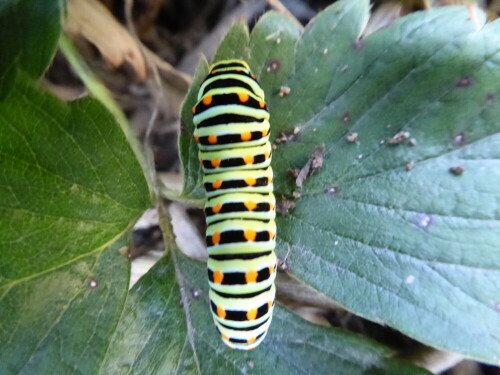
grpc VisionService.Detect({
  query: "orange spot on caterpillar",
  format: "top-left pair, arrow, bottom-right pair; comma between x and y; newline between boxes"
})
268,300 -> 273,309
212,204 -> 222,213
243,155 -> 254,164
213,270 -> 224,284
221,333 -> 230,340
244,229 -> 257,241
269,202 -> 275,210
264,151 -> 270,159
212,180 -> 222,189
194,135 -> 200,143
208,135 -> 218,144
211,159 -> 221,167
247,309 -> 257,320
199,158 -> 204,165
245,270 -> 258,283
217,305 -> 226,319
269,265 -> 274,275
245,177 -> 256,186
247,337 -> 257,344
212,232 -> 221,245
262,129 -> 269,137
268,176 -> 273,183
259,100 -> 266,108
241,132 -> 252,141
244,201 -> 257,211
238,92 -> 250,103
268,231 -> 275,240
192,105 -> 197,114
251,74 -> 256,79
203,95 -> 213,105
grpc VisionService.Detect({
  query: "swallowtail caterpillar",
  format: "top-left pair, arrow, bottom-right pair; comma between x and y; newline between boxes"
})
192,60 -> 276,350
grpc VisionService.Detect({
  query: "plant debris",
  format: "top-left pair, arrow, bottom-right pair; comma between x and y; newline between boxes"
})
276,196 -> 296,214
449,165 -> 464,175
288,169 -> 299,178
389,131 -> 410,145
324,186 -> 338,194
295,144 -> 325,188
275,127 -> 300,144
65,0 -> 147,79
267,59 -> 281,73
456,76 -> 473,87
346,132 -> 358,143
279,86 -> 291,97
454,132 -> 466,146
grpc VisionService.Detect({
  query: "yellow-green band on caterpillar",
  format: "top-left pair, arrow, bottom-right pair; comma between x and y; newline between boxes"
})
193,59 -> 276,350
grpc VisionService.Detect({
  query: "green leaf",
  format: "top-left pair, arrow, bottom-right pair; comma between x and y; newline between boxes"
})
0,0 -> 62,80
180,1 -> 500,364
179,61 -> 209,201
0,236 -> 130,374
0,71 -> 151,371
101,250 -> 431,375
213,21 -> 250,63
0,71 -> 150,286
98,251 -> 197,374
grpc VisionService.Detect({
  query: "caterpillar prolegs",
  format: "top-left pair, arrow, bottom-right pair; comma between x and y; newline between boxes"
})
192,60 -> 276,350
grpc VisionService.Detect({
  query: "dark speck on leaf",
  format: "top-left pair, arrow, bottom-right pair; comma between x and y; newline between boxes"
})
485,93 -> 496,104
342,112 -> 351,122
456,77 -> 473,87
415,213 -> 432,229
449,165 -> 464,175
454,132 -> 465,146
267,59 -> 281,73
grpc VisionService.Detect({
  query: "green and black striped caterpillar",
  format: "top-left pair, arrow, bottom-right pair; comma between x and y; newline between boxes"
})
192,59 -> 276,350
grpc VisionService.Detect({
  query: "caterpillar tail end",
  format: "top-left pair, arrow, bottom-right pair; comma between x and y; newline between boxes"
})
218,319 -> 273,350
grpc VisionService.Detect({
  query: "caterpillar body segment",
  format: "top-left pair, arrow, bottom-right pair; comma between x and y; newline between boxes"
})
202,167 -> 274,198
205,192 -> 276,224
193,59 -> 276,350
200,142 -> 272,172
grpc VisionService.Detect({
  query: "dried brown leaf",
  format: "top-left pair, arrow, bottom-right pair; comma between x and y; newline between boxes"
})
65,0 -> 147,79
295,144 -> 325,188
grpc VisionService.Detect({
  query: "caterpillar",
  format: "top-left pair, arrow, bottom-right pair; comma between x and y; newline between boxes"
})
192,59 -> 276,350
